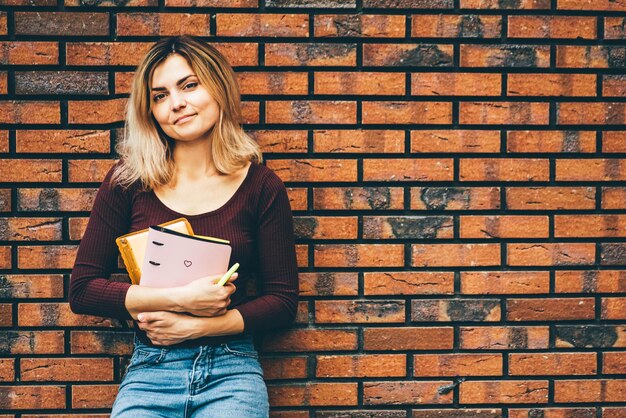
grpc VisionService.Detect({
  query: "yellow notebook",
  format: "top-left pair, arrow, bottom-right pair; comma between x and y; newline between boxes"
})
116,218 -> 193,285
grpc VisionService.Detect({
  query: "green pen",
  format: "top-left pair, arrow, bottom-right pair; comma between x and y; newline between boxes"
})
217,263 -> 239,286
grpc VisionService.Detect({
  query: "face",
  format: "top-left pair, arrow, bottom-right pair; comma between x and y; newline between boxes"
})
149,54 -> 220,143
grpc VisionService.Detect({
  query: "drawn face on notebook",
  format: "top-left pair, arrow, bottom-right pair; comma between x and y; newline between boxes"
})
150,54 -> 220,144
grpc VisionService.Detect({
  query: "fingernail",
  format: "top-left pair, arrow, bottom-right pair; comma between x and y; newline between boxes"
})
137,313 -> 144,321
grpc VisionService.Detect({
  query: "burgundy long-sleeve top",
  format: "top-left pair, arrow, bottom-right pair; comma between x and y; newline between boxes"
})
69,161 -> 299,347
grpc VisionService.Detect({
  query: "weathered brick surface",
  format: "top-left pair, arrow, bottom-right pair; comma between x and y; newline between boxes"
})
1,5 -> 623,416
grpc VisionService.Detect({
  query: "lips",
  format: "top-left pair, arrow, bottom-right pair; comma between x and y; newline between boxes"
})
174,114 -> 196,125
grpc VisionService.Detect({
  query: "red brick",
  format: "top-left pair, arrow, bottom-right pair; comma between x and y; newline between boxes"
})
241,101 -> 260,124
412,73 -> 501,96
414,410 -> 501,418
363,44 -> 454,67
461,45 -> 550,67
412,130 -> 499,153
509,352 -> 596,376
298,272 -> 358,296
15,12 -> 108,36
508,74 -> 596,97
18,188 -> 98,212
66,0 -> 155,5
508,298 -> 595,321
317,354 -> 406,377
17,246 -> 78,269
0,131 -> 5,153
315,72 -> 404,96
165,0 -> 256,6
364,327 -> 453,350
16,130 -> 110,154
558,102 -> 626,124
603,131 -> 626,153
460,326 -> 550,349
603,408 -> 626,418
412,298 -> 500,322
265,43 -> 356,66
460,102 -> 549,125
362,101 -> 452,124
0,386 -> 65,410
559,0 -> 626,11
0,189 -> 9,212
117,13 -> 210,36
0,331 -> 65,354
460,0 -> 550,8
363,158 -> 453,181
508,408 -> 595,418
314,130 -> 404,153
314,186 -> 404,210
363,215 -> 453,239
508,16 -> 596,39
295,301 -> 308,324
556,215 -> 626,237
0,102 -> 59,124
412,186 -> 501,210
460,215 -> 549,238
0,217 -> 62,241
262,329 -> 357,352
414,354 -> 502,376
0,12 -> 5,35
556,46 -> 621,68
21,358 -> 113,381
460,158 -> 549,181
605,17 -> 626,39
0,304 -> 11,327
315,244 -> 404,267
316,300 -> 405,323
364,272 -> 454,295
115,71 -> 134,94
217,14 -> 307,37
0,246 -> 9,269
507,130 -> 596,153
294,216 -> 357,239
413,243 -> 500,267
461,271 -> 550,294
554,379 -> 626,403
508,243 -> 595,266
603,352 -> 626,374
603,75 -> 626,97
556,159 -> 626,181
0,0 -> 55,4
364,0 -> 452,7
507,186 -> 596,210
0,42 -> 58,65
261,356 -> 308,380
0,275 -> 64,299
71,384 -> 118,409
71,331 -> 133,355
68,98 -> 126,124
555,270 -> 626,293
460,380 -> 548,404
0,358 -> 14,382
363,381 -> 453,405
18,303 -> 120,327
296,244 -> 308,267
266,159 -> 357,183
0,72 -> 6,94
266,101 -> 356,124
315,14 -> 405,38
68,159 -> 116,183
412,14 -> 501,38
238,72 -> 308,96
286,188 -> 307,211
269,383 -> 358,407
66,42 -> 152,66
0,159 -> 62,182
602,297 -> 626,320
603,187 -> 626,209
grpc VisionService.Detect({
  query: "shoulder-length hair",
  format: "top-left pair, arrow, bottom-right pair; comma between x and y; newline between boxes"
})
111,35 -> 262,190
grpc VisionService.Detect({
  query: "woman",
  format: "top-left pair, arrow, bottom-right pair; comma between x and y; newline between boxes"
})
69,35 -> 299,417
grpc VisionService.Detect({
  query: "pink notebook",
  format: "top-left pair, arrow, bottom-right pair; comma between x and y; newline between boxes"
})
140,226 -> 232,288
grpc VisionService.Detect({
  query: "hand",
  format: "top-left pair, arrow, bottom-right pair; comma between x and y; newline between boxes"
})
136,311 -> 202,346
172,273 -> 238,317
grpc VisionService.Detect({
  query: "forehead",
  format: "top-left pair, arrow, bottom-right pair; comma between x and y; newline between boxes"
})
151,54 -> 195,89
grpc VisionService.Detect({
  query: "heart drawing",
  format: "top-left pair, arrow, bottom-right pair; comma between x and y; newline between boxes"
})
184,260 -> 192,267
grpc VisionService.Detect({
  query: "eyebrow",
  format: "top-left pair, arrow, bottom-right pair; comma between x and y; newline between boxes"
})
151,74 -> 196,92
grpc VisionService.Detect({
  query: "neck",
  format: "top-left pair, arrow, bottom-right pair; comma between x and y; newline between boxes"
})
171,136 -> 218,182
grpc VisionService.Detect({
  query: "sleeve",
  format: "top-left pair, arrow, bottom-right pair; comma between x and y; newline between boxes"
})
234,170 -> 299,334
69,164 -> 133,320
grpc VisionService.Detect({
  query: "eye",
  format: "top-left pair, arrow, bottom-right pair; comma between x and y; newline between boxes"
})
184,82 -> 198,90
152,93 -> 166,102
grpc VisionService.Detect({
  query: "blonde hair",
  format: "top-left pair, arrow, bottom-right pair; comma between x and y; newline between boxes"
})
111,35 -> 262,190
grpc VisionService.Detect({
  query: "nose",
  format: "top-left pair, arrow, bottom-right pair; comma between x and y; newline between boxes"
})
169,91 -> 186,112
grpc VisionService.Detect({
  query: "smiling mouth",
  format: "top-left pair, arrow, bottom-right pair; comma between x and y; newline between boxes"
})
175,114 -> 196,125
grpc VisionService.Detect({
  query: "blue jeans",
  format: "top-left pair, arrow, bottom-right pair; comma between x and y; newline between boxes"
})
111,335 -> 269,418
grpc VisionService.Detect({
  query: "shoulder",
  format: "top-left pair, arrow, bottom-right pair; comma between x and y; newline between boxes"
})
99,160 -> 142,199
248,161 -> 287,195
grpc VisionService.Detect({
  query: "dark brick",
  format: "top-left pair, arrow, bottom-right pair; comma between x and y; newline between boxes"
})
364,0 -> 452,7
15,72 -> 108,96
601,243 -> 626,265
14,12 -> 109,36
556,325 -> 619,348
266,0 -> 355,7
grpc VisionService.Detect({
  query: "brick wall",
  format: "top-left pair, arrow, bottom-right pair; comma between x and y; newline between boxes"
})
1,0 -> 625,416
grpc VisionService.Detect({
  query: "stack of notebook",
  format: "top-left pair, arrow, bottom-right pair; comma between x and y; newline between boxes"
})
116,218 -> 232,287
